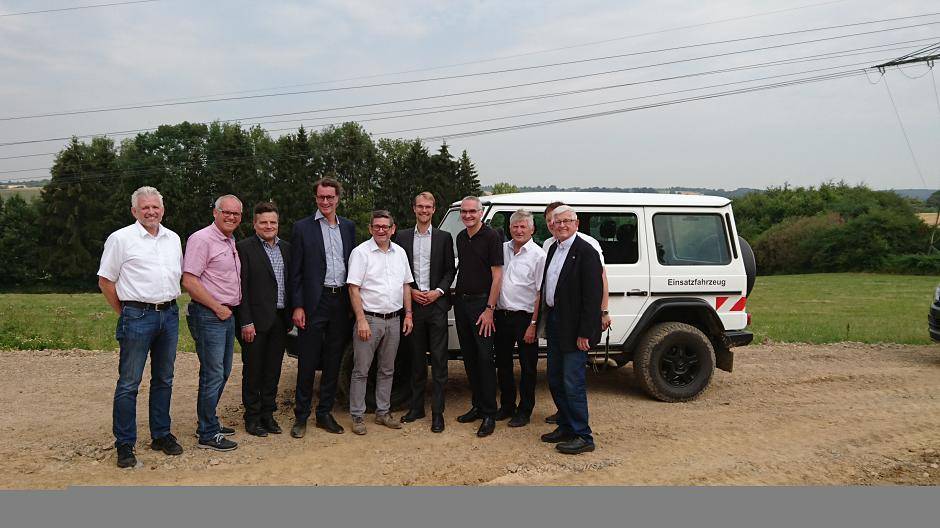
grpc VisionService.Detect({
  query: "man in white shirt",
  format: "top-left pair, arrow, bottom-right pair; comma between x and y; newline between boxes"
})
97,186 -> 183,469
494,209 -> 546,428
541,201 -> 611,425
346,210 -> 415,435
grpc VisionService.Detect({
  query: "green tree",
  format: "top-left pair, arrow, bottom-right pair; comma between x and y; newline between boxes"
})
0,194 -> 43,286
491,182 -> 519,195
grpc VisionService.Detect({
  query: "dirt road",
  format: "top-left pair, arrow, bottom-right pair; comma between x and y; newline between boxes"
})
2,343 -> 939,488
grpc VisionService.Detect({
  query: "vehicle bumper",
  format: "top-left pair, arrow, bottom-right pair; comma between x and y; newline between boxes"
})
929,303 -> 940,342
724,330 -> 753,348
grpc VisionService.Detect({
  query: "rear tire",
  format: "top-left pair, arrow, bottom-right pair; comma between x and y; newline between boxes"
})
633,322 -> 715,402
738,236 -> 756,296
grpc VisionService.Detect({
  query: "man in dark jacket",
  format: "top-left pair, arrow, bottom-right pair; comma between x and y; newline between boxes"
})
236,202 -> 291,437
539,205 -> 603,454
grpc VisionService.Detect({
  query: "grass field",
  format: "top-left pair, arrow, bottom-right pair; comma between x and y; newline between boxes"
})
0,273 -> 937,350
0,187 -> 41,202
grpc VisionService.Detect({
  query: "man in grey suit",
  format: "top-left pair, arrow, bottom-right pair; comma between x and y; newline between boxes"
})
395,192 -> 456,433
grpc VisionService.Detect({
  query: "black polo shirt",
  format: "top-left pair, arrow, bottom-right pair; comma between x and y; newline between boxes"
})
455,223 -> 504,295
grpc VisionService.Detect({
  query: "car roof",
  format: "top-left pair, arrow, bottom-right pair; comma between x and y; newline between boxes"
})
450,192 -> 731,208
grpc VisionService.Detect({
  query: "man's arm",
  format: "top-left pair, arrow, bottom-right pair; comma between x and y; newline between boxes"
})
237,244 -> 255,342
402,283 -> 413,336
98,276 -> 121,315
289,223 -> 306,329
576,248 -> 604,350
476,265 -> 502,337
524,292 -> 540,344
182,272 -> 232,321
348,284 -> 371,342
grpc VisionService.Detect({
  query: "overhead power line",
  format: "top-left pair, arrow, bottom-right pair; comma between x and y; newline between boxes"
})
0,0 -> 159,17
1,37 -> 931,150
4,18 -> 940,122
881,74 -> 929,187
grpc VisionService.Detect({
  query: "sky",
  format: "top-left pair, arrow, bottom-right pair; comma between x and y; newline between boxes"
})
1,0 -> 940,191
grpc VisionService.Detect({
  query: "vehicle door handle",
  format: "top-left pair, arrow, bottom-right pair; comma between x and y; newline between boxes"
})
627,289 -> 648,297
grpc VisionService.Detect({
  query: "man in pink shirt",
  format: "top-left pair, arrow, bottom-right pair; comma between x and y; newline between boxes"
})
182,194 -> 243,452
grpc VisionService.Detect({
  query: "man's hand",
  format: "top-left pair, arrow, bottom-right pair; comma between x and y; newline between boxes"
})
412,290 -> 429,306
523,324 -> 537,344
292,307 -> 306,330
215,305 -> 233,321
402,315 -> 413,336
601,313 -> 612,332
476,308 -> 495,337
577,337 -> 591,351
425,289 -> 442,304
356,318 -> 371,342
241,324 -> 256,343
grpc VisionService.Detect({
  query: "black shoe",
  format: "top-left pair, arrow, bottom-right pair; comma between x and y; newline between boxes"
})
315,414 -> 345,434
219,425 -> 236,437
556,437 -> 595,455
431,413 -> 445,433
246,422 -> 268,437
116,443 -> 137,468
261,417 -> 282,434
401,410 -> 426,423
494,407 -> 515,421
290,420 -> 307,439
508,413 -> 530,428
456,407 -> 482,423
477,417 -> 496,437
541,427 -> 577,443
197,433 -> 238,452
150,433 -> 183,456
545,412 -> 559,424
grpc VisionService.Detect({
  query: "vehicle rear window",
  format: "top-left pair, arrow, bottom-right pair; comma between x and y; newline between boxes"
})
652,213 -> 731,266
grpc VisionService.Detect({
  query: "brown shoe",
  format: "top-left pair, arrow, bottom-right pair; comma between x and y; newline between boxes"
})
375,413 -> 403,429
351,416 -> 367,435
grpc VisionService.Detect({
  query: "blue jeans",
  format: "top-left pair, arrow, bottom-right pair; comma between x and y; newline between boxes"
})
187,302 -> 235,442
546,309 -> 593,443
113,303 -> 179,446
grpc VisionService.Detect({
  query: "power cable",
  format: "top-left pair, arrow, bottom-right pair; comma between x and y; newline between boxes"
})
882,74 -> 929,187
0,0 -> 158,17
4,19 -> 940,122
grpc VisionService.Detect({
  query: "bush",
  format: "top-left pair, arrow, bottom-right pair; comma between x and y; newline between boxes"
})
753,213 -> 842,274
881,253 -> 940,275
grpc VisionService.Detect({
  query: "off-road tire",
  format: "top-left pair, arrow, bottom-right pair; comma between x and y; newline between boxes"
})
739,236 -> 756,296
633,322 -> 715,402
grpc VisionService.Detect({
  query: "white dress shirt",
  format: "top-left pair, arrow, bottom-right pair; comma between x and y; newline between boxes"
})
544,235 -> 575,308
497,238 -> 546,312
346,239 -> 415,314
412,225 -> 433,292
97,221 -> 182,304
543,231 -> 605,266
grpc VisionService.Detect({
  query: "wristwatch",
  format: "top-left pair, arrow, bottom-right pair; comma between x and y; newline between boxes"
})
601,310 -> 609,316
486,304 -> 497,310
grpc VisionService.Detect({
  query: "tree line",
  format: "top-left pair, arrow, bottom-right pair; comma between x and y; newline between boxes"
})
0,121 -> 482,290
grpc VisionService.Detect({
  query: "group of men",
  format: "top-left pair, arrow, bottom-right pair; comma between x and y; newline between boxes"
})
98,178 -> 606,469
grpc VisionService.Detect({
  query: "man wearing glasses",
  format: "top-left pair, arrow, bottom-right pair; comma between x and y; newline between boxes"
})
346,210 -> 414,435
453,196 -> 504,437
288,177 -> 356,438
182,194 -> 244,452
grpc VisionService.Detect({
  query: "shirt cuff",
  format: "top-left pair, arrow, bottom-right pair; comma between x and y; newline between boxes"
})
435,288 -> 445,295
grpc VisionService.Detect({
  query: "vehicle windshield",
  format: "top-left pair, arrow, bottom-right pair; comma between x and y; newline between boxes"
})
438,208 -> 466,254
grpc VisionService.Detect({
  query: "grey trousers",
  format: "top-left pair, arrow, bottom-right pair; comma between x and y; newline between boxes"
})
350,314 -> 401,418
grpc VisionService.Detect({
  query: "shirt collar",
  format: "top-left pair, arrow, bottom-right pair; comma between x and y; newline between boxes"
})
256,234 -> 280,247
415,225 -> 433,236
135,221 -> 167,238
315,210 -> 339,226
507,238 -> 536,254
209,221 -> 233,241
555,235 -> 575,250
367,238 -> 395,253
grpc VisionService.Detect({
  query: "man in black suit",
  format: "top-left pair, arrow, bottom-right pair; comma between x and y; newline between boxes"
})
288,177 -> 356,438
236,202 -> 291,438
540,205 -> 602,455
395,192 -> 456,433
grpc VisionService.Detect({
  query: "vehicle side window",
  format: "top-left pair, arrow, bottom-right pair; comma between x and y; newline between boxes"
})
439,208 -> 465,255
489,210 -> 550,246
579,212 -> 639,264
652,213 -> 731,266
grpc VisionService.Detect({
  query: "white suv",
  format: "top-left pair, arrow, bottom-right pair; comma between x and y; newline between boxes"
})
438,192 -> 756,402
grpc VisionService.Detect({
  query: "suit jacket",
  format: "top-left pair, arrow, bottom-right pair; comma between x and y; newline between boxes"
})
540,235 -> 603,350
236,235 -> 291,332
288,214 -> 356,312
394,227 -> 456,312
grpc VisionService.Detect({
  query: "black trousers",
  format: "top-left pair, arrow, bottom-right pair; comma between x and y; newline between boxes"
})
453,295 -> 497,417
239,308 -> 288,424
494,309 -> 539,416
407,302 -> 449,415
294,290 -> 352,422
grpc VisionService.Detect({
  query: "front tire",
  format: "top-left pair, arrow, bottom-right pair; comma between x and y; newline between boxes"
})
633,322 -> 715,402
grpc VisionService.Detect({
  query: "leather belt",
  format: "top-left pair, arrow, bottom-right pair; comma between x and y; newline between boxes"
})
323,285 -> 346,294
363,310 -> 400,320
457,293 -> 487,299
122,300 -> 176,311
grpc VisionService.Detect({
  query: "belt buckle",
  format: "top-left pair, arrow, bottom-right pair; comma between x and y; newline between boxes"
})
153,303 -> 162,312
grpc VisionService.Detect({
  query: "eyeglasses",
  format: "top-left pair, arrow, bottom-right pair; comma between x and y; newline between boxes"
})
371,224 -> 392,231
218,209 -> 242,217
555,218 -> 577,226
316,195 -> 337,202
